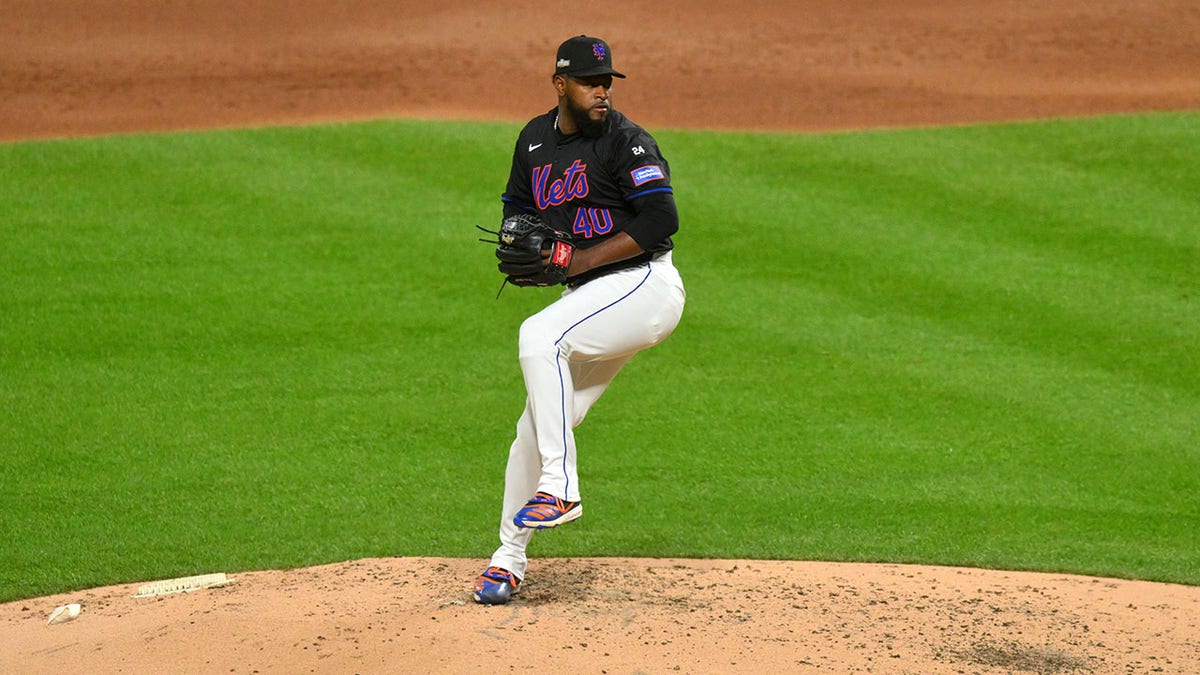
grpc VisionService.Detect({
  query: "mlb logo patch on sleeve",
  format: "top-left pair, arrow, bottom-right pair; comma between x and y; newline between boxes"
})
630,165 -> 666,186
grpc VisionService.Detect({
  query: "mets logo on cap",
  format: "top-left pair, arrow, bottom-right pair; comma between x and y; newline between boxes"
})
593,43 -> 607,61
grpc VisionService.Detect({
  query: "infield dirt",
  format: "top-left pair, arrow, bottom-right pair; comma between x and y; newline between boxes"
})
2,1 -> 1199,673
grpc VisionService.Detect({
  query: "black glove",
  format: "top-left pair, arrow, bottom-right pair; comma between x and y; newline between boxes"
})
479,213 -> 575,287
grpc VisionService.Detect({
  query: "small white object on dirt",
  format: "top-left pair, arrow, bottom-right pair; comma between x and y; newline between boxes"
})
47,603 -> 81,625
133,573 -> 236,598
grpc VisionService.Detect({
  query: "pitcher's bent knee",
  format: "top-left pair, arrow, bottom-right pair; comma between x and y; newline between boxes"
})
518,314 -> 562,361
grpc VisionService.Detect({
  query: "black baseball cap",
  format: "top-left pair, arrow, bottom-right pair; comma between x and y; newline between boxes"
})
554,35 -> 626,79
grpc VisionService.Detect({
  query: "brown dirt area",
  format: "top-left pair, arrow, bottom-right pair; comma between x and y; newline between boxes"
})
3,558 -> 1199,674
2,1 -> 1199,673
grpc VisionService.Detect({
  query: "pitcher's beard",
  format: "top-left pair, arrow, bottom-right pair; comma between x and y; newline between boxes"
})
569,103 -> 608,138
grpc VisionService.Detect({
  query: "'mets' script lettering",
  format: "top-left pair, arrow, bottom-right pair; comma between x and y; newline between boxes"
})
532,160 -> 589,209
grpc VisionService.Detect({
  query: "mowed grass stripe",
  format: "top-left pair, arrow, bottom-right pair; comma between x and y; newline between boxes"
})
0,112 -> 1196,601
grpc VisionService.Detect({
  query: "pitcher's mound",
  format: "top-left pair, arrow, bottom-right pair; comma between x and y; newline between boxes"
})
3,557 -> 1197,673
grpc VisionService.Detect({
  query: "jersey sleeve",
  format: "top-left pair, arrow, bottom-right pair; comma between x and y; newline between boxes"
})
608,127 -> 677,249
502,120 -> 544,216
626,191 -> 678,250
501,138 -> 534,216
612,128 -> 673,200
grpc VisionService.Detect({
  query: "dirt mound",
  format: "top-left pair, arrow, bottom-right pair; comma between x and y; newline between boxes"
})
3,557 -> 1198,673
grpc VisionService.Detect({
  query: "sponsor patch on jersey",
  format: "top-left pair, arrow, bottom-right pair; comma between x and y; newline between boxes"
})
630,165 -> 665,186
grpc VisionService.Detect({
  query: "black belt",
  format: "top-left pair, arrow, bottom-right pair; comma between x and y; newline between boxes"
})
567,252 -> 665,288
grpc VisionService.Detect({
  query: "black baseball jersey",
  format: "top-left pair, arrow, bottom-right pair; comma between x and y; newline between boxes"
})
502,108 -> 676,282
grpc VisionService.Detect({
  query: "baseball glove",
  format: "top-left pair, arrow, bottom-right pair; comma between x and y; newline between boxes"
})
477,213 -> 575,288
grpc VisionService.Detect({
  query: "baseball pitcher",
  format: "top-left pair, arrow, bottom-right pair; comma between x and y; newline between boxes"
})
474,35 -> 686,604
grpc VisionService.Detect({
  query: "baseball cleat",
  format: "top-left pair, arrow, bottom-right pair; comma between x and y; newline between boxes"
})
473,566 -> 520,605
513,491 -> 582,529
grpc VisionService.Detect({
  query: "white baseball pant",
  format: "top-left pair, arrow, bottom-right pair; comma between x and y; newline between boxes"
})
488,252 -> 685,580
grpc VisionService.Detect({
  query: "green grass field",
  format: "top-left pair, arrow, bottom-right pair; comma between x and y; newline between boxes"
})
2,112 -> 1197,602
